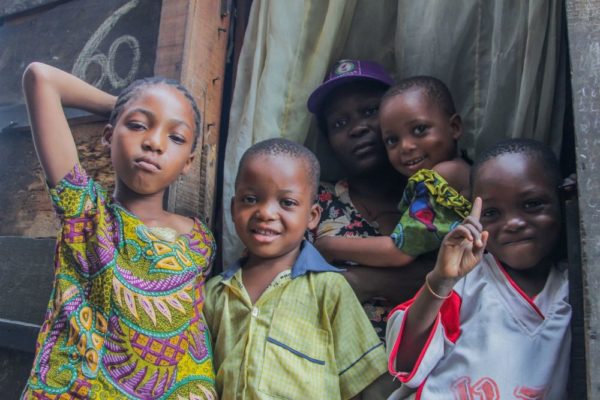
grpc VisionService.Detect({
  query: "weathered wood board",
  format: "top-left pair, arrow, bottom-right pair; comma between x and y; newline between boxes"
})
565,0 -> 600,396
155,0 -> 231,225
0,122 -> 113,237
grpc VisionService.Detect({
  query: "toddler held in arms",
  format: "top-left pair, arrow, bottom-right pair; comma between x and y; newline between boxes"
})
316,77 -> 471,268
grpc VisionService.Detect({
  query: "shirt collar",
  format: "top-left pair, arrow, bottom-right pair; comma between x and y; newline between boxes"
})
221,240 -> 343,281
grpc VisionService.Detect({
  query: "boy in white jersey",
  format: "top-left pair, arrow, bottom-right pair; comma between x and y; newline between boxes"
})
386,139 -> 571,399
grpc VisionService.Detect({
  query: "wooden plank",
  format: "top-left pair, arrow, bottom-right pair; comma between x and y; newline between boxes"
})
0,348 -> 35,398
0,237 -> 55,325
565,0 -> 600,396
565,196 -> 587,398
155,0 -> 231,226
0,319 -> 41,353
0,122 -> 113,237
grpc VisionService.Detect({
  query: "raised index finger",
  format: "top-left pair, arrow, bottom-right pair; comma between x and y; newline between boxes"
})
470,197 -> 482,221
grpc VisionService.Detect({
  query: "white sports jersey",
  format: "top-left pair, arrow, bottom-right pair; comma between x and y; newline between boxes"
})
386,253 -> 571,400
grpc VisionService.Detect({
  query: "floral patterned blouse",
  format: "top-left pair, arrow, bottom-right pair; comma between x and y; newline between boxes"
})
310,180 -> 392,341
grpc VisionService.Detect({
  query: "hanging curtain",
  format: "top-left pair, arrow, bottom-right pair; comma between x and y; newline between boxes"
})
221,0 -> 565,267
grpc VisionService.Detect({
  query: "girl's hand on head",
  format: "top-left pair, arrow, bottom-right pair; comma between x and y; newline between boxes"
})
429,197 -> 488,289
22,62 -> 116,186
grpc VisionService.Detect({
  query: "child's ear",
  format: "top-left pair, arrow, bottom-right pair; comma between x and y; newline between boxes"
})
102,124 -> 114,147
180,154 -> 195,176
230,196 -> 236,219
307,202 -> 321,231
449,114 -> 463,140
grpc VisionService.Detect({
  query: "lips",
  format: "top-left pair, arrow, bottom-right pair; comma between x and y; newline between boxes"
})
352,140 -> 377,156
403,156 -> 427,167
250,227 -> 281,243
135,156 -> 161,172
502,237 -> 533,246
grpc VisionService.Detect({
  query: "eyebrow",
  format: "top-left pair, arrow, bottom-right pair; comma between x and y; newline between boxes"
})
126,108 -> 193,131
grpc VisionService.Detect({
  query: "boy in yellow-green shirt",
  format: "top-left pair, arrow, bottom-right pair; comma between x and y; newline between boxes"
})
204,138 -> 387,399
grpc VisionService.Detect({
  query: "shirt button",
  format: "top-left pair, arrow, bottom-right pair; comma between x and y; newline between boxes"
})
251,307 -> 259,317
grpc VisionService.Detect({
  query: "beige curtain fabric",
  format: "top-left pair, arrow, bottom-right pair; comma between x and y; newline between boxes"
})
222,0 -> 565,266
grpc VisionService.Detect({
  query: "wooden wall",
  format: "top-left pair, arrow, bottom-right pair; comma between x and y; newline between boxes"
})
156,0 -> 231,226
565,0 -> 600,397
0,0 -> 230,397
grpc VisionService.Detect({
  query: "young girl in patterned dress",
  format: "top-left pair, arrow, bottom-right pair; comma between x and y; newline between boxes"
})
20,63 -> 217,399
315,75 -> 471,269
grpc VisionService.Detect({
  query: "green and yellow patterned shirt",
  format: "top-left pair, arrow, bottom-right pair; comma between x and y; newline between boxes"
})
22,164 -> 217,399
204,241 -> 387,400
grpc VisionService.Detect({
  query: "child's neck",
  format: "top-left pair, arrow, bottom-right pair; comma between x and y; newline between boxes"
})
501,258 -> 553,298
242,246 -> 301,304
347,170 -> 405,234
348,168 -> 405,198
113,181 -> 168,226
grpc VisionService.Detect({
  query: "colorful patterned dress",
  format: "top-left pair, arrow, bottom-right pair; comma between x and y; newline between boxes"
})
22,164 -> 217,400
390,169 -> 471,257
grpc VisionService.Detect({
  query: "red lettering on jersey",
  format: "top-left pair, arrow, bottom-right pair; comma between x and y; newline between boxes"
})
514,385 -> 545,399
452,376 -> 500,400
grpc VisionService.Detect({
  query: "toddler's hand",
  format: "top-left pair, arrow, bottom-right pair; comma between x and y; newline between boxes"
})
429,197 -> 488,290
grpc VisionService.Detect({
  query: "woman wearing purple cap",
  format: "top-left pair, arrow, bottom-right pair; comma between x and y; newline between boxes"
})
308,59 -> 432,398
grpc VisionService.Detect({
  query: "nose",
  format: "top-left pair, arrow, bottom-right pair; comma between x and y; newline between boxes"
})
348,121 -> 369,138
142,128 -> 165,154
254,201 -> 278,221
400,137 -> 416,153
504,215 -> 526,232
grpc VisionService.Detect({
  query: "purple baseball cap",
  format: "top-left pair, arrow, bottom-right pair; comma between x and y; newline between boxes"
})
307,59 -> 394,114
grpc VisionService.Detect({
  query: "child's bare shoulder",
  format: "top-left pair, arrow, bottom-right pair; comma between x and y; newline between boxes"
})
433,158 -> 470,177
433,158 -> 471,195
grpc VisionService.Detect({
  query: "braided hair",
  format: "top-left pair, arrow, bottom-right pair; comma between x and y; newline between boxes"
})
109,77 -> 202,150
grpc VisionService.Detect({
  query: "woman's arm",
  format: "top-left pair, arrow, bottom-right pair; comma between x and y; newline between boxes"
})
22,62 -> 116,186
315,235 -> 415,267
343,255 -> 433,303
394,198 -> 487,371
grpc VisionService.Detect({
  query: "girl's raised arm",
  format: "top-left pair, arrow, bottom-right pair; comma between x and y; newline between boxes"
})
22,62 -> 117,186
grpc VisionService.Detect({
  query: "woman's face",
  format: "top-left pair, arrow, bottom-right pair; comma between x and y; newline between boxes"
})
321,82 -> 389,177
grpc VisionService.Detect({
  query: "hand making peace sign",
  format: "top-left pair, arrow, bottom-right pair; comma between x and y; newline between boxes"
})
430,197 -> 489,287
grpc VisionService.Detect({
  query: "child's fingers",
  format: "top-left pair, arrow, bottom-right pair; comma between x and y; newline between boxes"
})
469,197 -> 482,220
448,224 -> 477,243
470,230 -> 488,252
462,216 -> 482,233
461,223 -> 482,246
479,231 -> 489,249
445,225 -> 469,243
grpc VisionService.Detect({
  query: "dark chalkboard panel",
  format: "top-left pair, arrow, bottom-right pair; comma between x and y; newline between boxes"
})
0,0 -> 66,19
0,0 -> 162,130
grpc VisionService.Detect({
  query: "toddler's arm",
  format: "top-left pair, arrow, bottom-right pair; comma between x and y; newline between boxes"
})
392,197 -> 487,372
315,235 -> 415,267
22,62 -> 116,186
